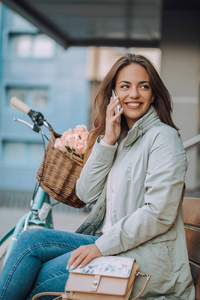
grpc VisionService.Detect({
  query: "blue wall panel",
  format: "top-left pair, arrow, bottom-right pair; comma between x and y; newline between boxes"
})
0,6 -> 90,192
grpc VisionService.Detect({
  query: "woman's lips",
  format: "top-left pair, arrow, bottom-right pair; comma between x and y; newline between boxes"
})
125,102 -> 142,109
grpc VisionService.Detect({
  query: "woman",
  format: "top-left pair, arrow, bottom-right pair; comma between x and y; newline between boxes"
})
0,54 -> 195,299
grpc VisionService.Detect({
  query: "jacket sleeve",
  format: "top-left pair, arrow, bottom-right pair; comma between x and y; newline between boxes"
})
95,128 -> 188,255
76,136 -> 118,204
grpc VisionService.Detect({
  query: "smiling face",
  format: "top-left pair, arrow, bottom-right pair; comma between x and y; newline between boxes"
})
115,63 -> 154,129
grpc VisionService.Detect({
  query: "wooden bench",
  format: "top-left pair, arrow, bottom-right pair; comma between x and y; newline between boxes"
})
183,197 -> 200,300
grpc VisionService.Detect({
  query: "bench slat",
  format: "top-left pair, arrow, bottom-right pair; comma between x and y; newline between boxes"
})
183,197 -> 200,299
190,260 -> 200,300
185,227 -> 200,265
183,197 -> 200,227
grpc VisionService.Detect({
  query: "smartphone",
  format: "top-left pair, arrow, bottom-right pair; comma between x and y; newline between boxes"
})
112,90 -> 121,123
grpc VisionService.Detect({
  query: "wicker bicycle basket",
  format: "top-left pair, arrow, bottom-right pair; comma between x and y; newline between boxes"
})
36,131 -> 86,208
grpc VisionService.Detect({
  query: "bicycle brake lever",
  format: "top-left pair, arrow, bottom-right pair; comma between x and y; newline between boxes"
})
28,110 -> 45,126
14,118 -> 43,134
14,118 -> 33,129
11,97 -> 53,131
28,111 -> 53,131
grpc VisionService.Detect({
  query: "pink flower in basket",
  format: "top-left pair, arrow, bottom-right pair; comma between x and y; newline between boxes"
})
74,139 -> 86,154
66,133 -> 79,149
61,129 -> 73,143
74,125 -> 88,138
54,138 -> 66,152
54,125 -> 89,159
81,131 -> 89,143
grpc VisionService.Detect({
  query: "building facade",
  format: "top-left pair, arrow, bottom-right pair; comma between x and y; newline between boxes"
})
0,3 -> 199,207
0,5 -> 90,204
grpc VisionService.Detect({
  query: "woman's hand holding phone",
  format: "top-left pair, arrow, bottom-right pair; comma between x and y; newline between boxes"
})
113,90 -> 122,123
102,90 -> 123,146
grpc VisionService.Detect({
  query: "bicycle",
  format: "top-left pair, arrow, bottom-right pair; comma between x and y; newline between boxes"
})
0,97 -> 59,271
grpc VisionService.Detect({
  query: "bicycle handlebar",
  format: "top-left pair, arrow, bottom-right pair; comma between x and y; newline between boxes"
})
10,97 -> 31,115
10,97 -> 54,132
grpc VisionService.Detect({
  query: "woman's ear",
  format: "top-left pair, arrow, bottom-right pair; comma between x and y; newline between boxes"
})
151,95 -> 155,103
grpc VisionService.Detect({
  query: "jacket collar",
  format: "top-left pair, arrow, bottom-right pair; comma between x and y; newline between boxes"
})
120,105 -> 160,147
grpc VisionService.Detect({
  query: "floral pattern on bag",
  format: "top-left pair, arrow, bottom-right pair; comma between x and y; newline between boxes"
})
70,256 -> 135,278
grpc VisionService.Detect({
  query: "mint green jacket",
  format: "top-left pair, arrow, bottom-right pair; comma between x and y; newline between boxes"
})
76,106 -> 195,299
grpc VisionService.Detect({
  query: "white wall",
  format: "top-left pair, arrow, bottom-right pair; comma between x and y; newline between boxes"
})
161,10 -> 200,190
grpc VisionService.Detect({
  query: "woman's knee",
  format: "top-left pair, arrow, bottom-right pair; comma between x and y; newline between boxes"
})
16,228 -> 49,249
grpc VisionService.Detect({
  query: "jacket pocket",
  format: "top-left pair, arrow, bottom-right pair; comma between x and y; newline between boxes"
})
147,241 -> 175,294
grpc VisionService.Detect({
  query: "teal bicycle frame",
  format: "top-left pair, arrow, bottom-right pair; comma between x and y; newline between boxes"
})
0,97 -> 58,271
2,187 -> 54,267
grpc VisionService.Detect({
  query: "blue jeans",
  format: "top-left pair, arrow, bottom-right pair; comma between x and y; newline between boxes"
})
0,228 -> 98,300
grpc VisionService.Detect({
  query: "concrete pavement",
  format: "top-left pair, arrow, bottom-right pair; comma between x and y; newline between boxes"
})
0,206 -> 88,240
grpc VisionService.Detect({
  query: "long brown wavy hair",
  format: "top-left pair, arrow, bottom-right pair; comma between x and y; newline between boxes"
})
84,53 -> 178,162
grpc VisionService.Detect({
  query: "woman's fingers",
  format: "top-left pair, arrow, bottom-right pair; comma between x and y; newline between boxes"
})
69,251 -> 86,269
67,244 -> 102,271
78,252 -> 95,268
67,246 -> 83,270
107,98 -> 123,120
103,97 -> 123,145
107,98 -> 123,124
67,247 -> 89,270
107,97 -> 119,112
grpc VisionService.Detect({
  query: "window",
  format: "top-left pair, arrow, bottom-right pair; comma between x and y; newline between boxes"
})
9,33 -> 55,58
7,88 -> 27,105
2,141 -> 44,163
7,87 -> 49,108
32,89 -> 48,108
29,143 -> 44,162
3,141 -> 25,162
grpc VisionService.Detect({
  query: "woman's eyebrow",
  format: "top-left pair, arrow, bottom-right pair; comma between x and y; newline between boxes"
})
119,80 -> 131,84
119,80 -> 150,84
139,81 -> 150,84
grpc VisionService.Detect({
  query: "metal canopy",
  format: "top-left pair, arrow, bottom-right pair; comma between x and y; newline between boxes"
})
1,0 -> 162,49
3,0 -> 200,49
